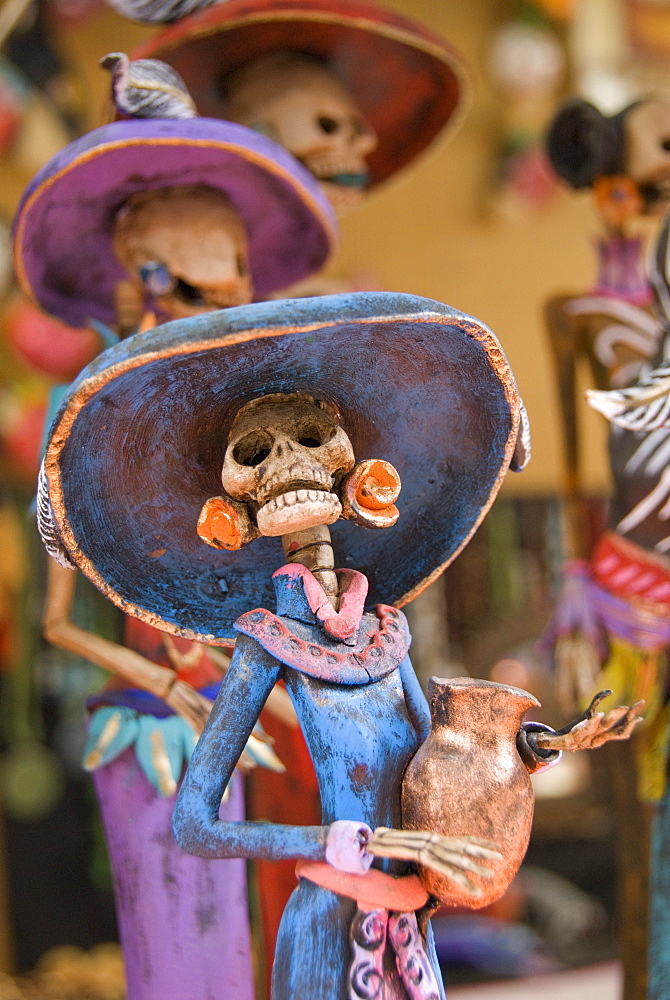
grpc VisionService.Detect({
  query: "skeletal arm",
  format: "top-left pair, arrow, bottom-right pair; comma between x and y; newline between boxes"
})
206,645 -> 298,727
173,634 -> 328,860
530,690 -> 643,752
42,558 -> 212,732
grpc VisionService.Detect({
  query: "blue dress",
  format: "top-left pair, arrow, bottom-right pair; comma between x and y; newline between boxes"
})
173,564 -> 444,1000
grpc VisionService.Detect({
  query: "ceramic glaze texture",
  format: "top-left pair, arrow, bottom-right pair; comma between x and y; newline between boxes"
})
402,677 -> 539,909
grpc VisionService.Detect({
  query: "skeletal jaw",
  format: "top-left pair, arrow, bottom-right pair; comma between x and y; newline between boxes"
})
257,488 -> 342,536
303,150 -> 369,211
303,150 -> 372,212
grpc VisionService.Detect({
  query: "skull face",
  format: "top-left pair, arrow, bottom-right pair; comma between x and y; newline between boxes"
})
222,52 -> 378,214
221,393 -> 355,536
625,99 -> 670,211
113,186 -> 252,320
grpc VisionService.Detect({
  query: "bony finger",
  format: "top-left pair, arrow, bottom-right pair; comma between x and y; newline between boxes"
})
457,841 -> 502,859
424,851 -> 498,878
421,861 -> 481,897
602,706 -> 631,724
433,841 -> 503,862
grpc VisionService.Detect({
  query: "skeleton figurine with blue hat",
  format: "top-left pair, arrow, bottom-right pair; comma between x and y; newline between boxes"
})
38,290 -> 642,998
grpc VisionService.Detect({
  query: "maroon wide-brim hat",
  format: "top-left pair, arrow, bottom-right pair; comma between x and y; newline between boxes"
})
13,117 -> 337,329
134,0 -> 468,188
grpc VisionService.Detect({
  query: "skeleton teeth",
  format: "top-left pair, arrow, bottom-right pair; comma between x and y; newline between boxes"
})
256,467 -> 333,506
261,489 -> 339,514
306,154 -> 368,179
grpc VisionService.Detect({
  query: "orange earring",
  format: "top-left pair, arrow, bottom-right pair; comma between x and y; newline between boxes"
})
340,459 -> 401,528
197,496 -> 257,550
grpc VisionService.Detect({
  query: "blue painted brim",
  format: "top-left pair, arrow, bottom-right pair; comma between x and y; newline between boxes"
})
44,291 -> 521,642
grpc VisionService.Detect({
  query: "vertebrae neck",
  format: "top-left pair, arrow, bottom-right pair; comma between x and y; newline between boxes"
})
282,525 -> 338,609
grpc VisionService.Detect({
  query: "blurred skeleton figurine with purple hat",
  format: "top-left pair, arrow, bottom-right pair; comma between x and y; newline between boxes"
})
13,53 -> 337,1000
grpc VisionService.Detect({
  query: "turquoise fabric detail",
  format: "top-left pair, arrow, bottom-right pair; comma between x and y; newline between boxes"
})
85,706 -> 278,796
84,707 -> 193,796
136,714 -> 186,796
83,706 -> 140,771
182,723 -> 198,762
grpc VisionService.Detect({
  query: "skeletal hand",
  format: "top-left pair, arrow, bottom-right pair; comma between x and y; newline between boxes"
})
368,828 -> 502,899
534,690 -> 644,753
164,680 -> 213,734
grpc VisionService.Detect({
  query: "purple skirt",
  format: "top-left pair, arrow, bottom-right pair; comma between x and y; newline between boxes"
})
93,749 -> 254,1000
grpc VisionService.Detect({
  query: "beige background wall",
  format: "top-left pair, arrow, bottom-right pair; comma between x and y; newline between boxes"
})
12,0 -> 632,496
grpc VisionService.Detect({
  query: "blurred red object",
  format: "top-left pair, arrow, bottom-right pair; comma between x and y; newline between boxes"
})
1,396 -> 47,479
6,299 -> 100,379
0,73 -> 24,153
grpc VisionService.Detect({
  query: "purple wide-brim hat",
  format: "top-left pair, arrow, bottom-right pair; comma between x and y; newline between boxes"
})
13,117 -> 337,329
42,291 -> 525,643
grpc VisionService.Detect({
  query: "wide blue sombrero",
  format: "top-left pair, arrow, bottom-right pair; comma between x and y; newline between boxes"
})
41,291 -> 526,642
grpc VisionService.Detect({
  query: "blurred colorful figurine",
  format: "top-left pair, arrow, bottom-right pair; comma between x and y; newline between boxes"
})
585,210 -> 670,1000
543,94 -> 670,1000
37,290 -> 641,998
13,56 -> 336,1000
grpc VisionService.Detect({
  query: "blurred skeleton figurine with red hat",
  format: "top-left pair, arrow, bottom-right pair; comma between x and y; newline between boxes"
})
119,0 -> 467,216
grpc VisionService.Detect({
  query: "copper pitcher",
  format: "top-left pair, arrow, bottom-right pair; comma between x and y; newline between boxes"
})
402,676 -> 540,909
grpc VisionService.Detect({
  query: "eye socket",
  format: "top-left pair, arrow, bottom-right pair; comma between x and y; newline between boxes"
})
318,115 -> 340,135
662,138 -> 670,152
353,117 -> 371,138
233,431 -> 273,467
297,424 -> 334,448
174,277 -> 206,305
237,254 -> 249,277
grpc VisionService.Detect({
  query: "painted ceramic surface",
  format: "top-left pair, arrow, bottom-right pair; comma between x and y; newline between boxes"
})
402,677 -> 539,908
